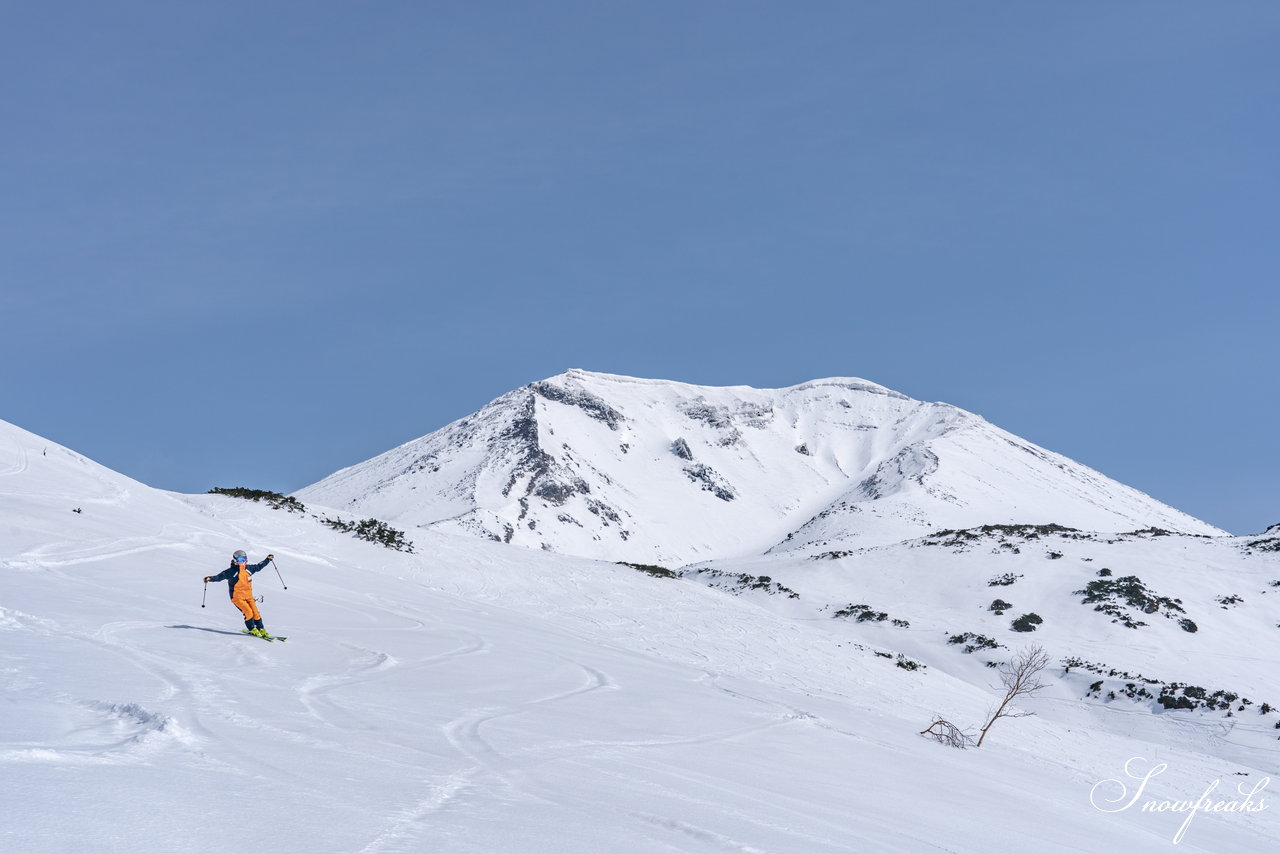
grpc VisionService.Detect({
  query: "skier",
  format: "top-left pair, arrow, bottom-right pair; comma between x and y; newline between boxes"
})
204,550 -> 275,637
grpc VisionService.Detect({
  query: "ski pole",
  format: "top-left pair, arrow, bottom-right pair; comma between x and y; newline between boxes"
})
270,558 -> 287,590
201,580 -> 208,608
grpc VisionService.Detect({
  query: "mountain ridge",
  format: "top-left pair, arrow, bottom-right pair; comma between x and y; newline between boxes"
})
297,370 -> 1224,564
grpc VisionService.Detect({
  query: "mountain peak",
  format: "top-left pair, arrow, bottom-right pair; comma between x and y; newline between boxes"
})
548,369 -> 906,400
297,372 -> 1223,564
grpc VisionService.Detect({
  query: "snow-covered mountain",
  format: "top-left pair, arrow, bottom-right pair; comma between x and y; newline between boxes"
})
299,370 -> 1222,565
3,415 -> 1278,852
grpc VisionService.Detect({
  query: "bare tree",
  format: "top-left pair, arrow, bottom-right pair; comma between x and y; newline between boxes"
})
919,717 -> 975,749
976,644 -> 1050,747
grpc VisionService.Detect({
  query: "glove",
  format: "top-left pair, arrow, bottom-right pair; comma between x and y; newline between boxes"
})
266,554 -> 275,561
203,577 -> 211,583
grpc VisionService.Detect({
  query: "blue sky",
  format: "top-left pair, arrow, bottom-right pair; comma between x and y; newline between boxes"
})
3,1 -> 1276,534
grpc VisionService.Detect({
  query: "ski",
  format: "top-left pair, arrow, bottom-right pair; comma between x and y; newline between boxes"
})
241,630 -> 287,642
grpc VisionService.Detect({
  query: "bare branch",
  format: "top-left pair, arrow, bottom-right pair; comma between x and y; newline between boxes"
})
919,717 -> 975,749
976,645 -> 1050,747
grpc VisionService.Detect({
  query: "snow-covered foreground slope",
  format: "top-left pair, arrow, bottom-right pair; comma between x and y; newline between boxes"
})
690,525 -> 1280,734
2,419 -> 1276,852
298,371 -> 1223,566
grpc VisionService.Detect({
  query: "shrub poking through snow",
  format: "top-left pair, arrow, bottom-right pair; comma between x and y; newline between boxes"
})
1067,657 -> 1276,718
1244,538 -> 1280,553
948,632 -> 1002,653
618,562 -> 678,579
686,569 -> 799,598
920,718 -> 974,749
1073,575 -> 1185,629
208,487 -> 306,513
831,604 -> 908,626
321,517 -> 414,552
1011,613 -> 1043,633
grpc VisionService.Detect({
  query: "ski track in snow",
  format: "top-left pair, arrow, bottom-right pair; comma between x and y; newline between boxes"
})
0,437 -> 29,477
341,583 -> 856,853
296,632 -> 489,734
89,620 -> 327,780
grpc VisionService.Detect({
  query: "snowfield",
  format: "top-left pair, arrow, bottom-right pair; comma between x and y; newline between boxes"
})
2,403 -> 1277,852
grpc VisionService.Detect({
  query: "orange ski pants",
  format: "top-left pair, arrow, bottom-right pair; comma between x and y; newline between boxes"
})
232,593 -> 261,623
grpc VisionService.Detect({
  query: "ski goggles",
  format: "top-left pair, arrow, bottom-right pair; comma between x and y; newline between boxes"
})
234,555 -> 248,563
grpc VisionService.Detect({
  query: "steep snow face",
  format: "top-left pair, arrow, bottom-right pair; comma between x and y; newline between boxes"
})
0,418 -> 223,559
1,418 -> 138,498
297,371 -> 1223,565
771,416 -> 1226,555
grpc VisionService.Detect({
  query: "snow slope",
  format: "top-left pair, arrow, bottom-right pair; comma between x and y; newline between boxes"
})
298,370 -> 1223,566
2,417 -> 1277,852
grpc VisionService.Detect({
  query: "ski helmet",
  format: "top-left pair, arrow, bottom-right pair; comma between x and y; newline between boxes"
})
233,550 -> 247,559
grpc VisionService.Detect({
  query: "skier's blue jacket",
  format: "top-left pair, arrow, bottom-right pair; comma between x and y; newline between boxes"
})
207,559 -> 270,599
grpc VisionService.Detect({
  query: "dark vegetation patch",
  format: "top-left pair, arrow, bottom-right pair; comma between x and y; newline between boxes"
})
210,487 -> 416,552
1073,575 -> 1185,629
1125,527 -> 1176,537
687,569 -> 800,598
1011,613 -> 1043,632
1065,657 -> 1276,723
920,523 -> 1091,552
988,573 -> 1023,588
617,562 -> 679,579
321,517 -> 415,552
830,603 -> 909,627
948,632 -> 1002,653
208,487 -> 306,513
